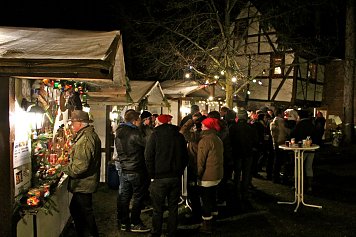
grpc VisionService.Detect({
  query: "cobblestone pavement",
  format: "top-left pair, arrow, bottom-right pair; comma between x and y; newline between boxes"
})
62,144 -> 356,237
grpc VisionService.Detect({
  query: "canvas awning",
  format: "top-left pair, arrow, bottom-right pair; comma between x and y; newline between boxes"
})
161,80 -> 226,99
88,80 -> 168,106
129,80 -> 167,106
0,26 -> 127,96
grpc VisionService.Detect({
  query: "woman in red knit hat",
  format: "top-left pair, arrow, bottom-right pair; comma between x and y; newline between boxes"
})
197,117 -> 224,233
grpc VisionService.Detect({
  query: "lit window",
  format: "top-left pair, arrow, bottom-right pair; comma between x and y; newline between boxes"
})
272,54 -> 284,77
308,63 -> 317,80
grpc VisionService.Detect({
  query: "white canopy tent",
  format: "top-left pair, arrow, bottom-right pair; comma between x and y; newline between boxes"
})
128,80 -> 167,107
87,80 -> 168,106
161,80 -> 226,99
0,26 -> 127,94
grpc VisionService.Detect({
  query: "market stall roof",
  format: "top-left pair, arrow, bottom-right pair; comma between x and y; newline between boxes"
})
0,26 -> 126,95
161,80 -> 226,99
88,80 -> 168,106
129,80 -> 167,106
160,80 -> 202,98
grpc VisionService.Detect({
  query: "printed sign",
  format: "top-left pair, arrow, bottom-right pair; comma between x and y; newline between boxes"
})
13,140 -> 31,168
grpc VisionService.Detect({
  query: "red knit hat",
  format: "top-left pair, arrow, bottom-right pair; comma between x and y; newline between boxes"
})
202,117 -> 221,131
157,114 -> 173,124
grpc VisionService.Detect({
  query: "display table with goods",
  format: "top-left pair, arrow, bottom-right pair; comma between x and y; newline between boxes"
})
16,128 -> 73,237
278,142 -> 322,212
15,79 -> 88,237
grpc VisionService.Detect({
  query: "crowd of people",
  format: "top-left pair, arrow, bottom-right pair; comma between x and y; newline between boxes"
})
64,105 -> 326,237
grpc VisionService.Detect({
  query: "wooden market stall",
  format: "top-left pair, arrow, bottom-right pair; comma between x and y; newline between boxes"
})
0,26 -> 127,237
88,80 -> 169,177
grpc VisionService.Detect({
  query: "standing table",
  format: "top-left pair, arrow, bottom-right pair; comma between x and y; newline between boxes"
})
278,144 -> 322,212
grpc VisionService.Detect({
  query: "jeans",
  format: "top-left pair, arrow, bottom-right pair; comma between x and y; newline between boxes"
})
116,162 -> 122,224
273,147 -> 288,180
234,155 -> 253,199
70,193 -> 99,237
303,152 -> 315,177
150,177 -> 180,237
119,171 -> 146,225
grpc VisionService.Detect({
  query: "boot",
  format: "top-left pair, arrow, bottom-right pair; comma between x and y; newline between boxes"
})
306,176 -> 313,192
200,219 -> 213,234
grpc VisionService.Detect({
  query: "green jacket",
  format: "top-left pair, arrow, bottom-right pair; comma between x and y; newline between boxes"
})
64,125 -> 102,193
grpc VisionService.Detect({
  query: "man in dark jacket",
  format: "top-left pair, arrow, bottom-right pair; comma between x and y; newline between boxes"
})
145,114 -> 188,237
229,109 -> 258,201
115,110 -> 150,233
180,104 -> 200,127
64,110 -> 101,237
290,109 -> 317,192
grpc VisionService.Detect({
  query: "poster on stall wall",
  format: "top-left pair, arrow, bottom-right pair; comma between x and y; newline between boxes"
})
14,163 -> 31,197
13,140 -> 31,168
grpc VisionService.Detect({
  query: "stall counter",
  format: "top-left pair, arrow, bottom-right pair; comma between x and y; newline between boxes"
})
17,174 -> 72,237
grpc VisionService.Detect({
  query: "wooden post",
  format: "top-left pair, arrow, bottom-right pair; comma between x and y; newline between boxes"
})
177,98 -> 182,125
105,105 -> 112,182
0,77 -> 14,236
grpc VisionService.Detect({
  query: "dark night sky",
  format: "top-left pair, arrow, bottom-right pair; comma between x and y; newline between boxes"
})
1,1 -> 120,31
1,0 -> 346,80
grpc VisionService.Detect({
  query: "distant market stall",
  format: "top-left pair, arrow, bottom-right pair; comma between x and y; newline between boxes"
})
0,26 -> 127,237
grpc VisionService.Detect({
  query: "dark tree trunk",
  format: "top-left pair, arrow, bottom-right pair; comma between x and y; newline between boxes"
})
343,0 -> 355,144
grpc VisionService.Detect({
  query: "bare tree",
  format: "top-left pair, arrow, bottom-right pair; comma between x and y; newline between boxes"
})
125,0 -> 343,108
129,0 -> 260,108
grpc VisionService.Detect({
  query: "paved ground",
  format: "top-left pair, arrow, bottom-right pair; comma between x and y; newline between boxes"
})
62,144 -> 356,237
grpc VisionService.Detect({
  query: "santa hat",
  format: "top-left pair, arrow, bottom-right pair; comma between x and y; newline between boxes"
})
202,117 -> 221,131
157,114 -> 173,124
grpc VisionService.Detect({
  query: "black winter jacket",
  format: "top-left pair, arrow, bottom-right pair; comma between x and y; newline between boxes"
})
145,124 -> 188,179
115,123 -> 146,173
229,120 -> 258,158
290,118 -> 317,144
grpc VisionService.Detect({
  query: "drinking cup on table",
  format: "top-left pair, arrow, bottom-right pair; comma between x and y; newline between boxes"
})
285,141 -> 290,147
298,141 -> 302,148
302,140 -> 307,147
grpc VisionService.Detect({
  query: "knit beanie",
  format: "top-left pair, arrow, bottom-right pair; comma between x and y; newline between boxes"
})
202,117 -> 221,131
140,111 -> 152,120
157,114 -> 172,124
284,109 -> 298,121
237,109 -> 248,120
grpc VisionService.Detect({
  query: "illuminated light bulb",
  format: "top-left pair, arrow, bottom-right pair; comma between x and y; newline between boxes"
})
110,110 -> 119,121
83,102 -> 91,113
258,81 -> 262,85
214,75 -> 219,79
231,77 -> 237,83
252,79 -> 257,83
208,96 -> 214,101
220,70 -> 225,75
247,91 -> 251,95
185,73 -> 191,79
